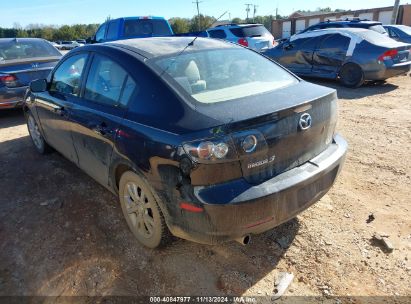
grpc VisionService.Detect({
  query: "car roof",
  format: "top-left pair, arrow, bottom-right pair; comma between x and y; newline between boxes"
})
209,23 -> 263,30
107,36 -> 239,58
109,16 -> 167,22
318,20 -> 381,25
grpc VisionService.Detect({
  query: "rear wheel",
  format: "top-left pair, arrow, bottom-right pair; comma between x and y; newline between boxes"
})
27,112 -> 51,154
339,63 -> 364,88
119,171 -> 171,248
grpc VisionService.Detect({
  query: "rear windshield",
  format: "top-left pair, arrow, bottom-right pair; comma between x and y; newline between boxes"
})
154,48 -> 297,104
0,40 -> 61,61
395,25 -> 411,35
123,19 -> 172,37
356,30 -> 397,45
230,25 -> 271,38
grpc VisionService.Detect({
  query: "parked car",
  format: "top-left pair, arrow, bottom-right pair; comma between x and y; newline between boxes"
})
207,23 -> 276,51
300,19 -> 388,35
76,39 -> 87,44
0,38 -> 62,109
264,28 -> 411,87
384,25 -> 411,43
92,16 -> 173,43
57,41 -> 83,50
24,37 -> 347,248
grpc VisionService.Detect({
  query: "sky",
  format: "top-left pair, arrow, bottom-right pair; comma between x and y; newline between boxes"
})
1,0 -> 408,28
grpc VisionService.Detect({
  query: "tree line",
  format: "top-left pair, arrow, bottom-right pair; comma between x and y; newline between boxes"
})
0,13 -> 285,40
0,23 -> 99,41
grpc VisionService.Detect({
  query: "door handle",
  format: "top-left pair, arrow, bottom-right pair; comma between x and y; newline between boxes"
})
54,106 -> 66,116
92,122 -> 110,136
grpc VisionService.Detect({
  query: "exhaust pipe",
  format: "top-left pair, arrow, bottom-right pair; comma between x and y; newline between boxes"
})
235,234 -> 251,245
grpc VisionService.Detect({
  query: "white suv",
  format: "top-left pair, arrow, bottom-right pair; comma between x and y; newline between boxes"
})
207,24 -> 276,51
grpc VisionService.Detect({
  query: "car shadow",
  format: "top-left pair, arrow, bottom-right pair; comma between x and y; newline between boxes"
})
0,122 -> 300,297
0,109 -> 25,129
302,77 -> 399,100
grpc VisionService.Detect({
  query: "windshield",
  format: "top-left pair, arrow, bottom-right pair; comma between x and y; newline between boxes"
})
123,19 -> 172,37
395,25 -> 411,35
0,39 -> 61,61
154,48 -> 297,104
369,25 -> 387,34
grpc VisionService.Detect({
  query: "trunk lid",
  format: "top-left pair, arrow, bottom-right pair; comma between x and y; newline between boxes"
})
0,57 -> 59,87
231,93 -> 337,184
195,81 -> 338,184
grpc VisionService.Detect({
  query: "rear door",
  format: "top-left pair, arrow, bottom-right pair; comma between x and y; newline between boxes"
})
35,53 -> 89,163
69,53 -> 137,186
312,33 -> 351,76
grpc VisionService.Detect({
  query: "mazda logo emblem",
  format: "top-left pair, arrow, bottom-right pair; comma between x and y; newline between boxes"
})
31,63 -> 39,69
299,113 -> 312,130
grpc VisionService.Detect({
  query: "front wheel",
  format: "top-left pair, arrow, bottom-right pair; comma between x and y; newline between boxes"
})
27,112 -> 51,154
339,63 -> 364,88
119,171 -> 171,248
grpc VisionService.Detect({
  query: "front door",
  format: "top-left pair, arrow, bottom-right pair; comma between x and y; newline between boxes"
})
35,53 -> 89,162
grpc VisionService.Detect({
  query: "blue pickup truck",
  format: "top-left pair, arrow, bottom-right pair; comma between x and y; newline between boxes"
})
92,16 -> 174,43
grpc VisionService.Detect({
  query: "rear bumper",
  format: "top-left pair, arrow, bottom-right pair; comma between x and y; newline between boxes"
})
0,86 -> 28,109
168,134 -> 348,244
366,61 -> 411,80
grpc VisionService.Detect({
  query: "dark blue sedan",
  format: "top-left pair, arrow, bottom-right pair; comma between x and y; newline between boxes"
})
24,37 -> 347,248
0,38 -> 61,109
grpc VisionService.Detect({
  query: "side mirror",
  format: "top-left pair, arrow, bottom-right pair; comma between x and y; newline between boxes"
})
88,36 -> 97,44
284,43 -> 293,50
30,79 -> 47,93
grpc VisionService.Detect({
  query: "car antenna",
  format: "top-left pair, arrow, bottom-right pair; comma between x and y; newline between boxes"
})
160,10 -> 228,77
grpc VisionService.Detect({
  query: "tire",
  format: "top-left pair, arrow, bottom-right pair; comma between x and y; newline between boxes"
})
26,112 -> 51,154
119,171 -> 171,248
339,63 -> 365,88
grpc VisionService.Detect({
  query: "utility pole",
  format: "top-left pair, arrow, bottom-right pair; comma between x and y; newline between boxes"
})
245,3 -> 252,21
391,0 -> 400,24
253,4 -> 258,22
193,0 -> 203,31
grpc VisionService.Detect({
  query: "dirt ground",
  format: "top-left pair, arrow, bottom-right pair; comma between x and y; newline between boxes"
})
0,75 -> 410,300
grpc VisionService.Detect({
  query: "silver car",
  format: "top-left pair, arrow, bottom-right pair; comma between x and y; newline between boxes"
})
208,24 -> 276,51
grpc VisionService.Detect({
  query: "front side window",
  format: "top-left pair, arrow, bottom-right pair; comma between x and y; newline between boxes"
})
50,53 -> 87,96
154,48 -> 297,104
84,54 -> 137,106
95,24 -> 107,42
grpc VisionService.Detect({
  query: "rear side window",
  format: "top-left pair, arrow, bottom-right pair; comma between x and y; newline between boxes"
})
106,20 -> 120,40
95,24 -> 107,42
319,34 -> 350,50
368,25 -> 387,34
0,39 -> 61,61
84,54 -> 137,106
208,30 -> 227,39
123,19 -> 172,37
50,53 -> 88,96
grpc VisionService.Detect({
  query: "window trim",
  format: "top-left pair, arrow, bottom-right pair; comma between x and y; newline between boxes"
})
79,52 -> 137,109
48,51 -> 91,97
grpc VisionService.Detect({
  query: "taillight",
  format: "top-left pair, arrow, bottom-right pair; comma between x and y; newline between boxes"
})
378,49 -> 398,61
237,38 -> 249,47
183,138 -> 233,163
0,74 -> 17,87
